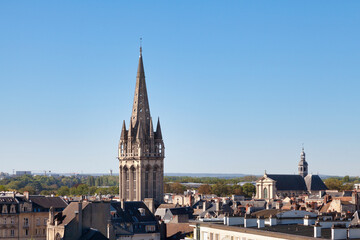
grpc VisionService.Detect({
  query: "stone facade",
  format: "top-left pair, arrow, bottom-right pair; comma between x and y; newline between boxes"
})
256,148 -> 327,200
118,48 -> 164,204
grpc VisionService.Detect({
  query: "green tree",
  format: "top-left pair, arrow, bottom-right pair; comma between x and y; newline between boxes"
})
324,178 -> 342,190
231,185 -> 243,195
198,184 -> 212,194
211,183 -> 230,196
170,182 -> 186,194
242,183 -> 256,197
343,175 -> 350,183
57,186 -> 70,196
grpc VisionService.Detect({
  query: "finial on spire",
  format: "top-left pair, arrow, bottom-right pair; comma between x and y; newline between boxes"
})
140,37 -> 142,56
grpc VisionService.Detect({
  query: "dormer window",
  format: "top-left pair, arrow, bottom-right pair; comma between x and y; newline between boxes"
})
138,208 -> 145,216
2,205 -> 8,213
10,205 -> 16,213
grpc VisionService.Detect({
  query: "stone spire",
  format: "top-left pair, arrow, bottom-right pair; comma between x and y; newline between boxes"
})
155,117 -> 162,139
298,147 -> 308,178
120,120 -> 127,140
131,47 -> 151,131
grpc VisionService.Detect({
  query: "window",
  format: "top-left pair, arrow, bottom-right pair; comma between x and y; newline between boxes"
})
132,168 -> 136,198
44,218 -> 48,225
153,168 -> 157,198
145,167 -> 149,198
125,168 -> 129,199
138,208 -> 145,216
264,188 -> 268,199
10,229 -> 14,237
24,218 -> 29,227
10,205 -> 16,213
36,218 -> 40,226
11,217 -> 14,224
145,225 -> 155,232
25,229 -> 28,236
4,218 -> 6,224
2,205 -> 8,213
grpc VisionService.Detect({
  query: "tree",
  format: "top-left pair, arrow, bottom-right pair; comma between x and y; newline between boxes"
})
324,178 -> 342,190
231,185 -> 243,195
343,175 -> 350,183
242,183 -> 256,197
198,184 -> 212,194
211,183 -> 230,196
170,182 -> 186,194
57,186 -> 70,196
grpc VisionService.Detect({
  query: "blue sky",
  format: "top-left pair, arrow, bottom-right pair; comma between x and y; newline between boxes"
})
0,1 -> 359,176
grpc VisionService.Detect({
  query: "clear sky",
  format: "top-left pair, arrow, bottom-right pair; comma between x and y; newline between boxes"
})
1,1 -> 359,176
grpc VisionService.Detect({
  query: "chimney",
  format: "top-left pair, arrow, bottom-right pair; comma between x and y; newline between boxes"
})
203,201 -> 208,211
314,222 -> 322,238
24,191 -> 29,200
257,216 -> 265,228
215,200 -> 220,212
49,206 -> 55,225
121,199 -> 125,210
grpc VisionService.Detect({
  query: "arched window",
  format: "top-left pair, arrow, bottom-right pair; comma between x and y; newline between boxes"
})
145,166 -> 150,198
124,167 -> 129,199
131,167 -> 136,198
264,188 -> 268,199
153,166 -> 158,198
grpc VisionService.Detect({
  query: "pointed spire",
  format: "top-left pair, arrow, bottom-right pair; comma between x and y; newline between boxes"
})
149,117 -> 154,139
120,120 -> 127,140
131,46 -> 151,129
155,117 -> 162,139
128,119 -> 133,139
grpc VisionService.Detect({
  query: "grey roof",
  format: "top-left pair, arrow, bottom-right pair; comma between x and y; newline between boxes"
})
267,174 -> 307,191
30,196 -> 68,209
304,175 -> 328,191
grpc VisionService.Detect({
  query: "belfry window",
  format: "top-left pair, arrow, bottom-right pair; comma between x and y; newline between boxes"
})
132,168 -> 136,198
153,167 -> 157,198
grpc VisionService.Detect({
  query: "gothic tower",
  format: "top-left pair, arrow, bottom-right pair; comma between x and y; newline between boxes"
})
118,47 -> 165,203
298,147 -> 308,177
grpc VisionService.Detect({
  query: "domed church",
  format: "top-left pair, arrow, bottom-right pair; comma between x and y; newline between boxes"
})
255,148 -> 328,200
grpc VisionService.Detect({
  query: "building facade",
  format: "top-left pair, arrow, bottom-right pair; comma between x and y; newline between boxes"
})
118,48 -> 164,204
255,148 -> 327,200
0,192 -> 67,240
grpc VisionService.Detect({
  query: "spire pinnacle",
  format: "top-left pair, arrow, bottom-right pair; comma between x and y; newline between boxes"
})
155,117 -> 162,139
120,120 -> 127,140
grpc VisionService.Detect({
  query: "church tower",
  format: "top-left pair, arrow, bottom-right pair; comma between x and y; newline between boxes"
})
298,147 -> 308,177
118,47 -> 165,203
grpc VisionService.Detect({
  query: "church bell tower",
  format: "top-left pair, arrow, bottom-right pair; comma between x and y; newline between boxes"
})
298,147 -> 308,178
118,47 -> 165,203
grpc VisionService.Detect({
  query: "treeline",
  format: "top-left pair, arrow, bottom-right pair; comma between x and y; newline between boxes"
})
164,182 -> 256,197
0,175 -> 118,196
164,175 -> 258,185
324,175 -> 359,191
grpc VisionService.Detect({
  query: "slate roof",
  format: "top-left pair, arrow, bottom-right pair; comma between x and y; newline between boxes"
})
30,196 -> 68,209
111,201 -> 158,234
80,228 -> 109,240
111,201 -> 156,223
56,202 -> 91,226
304,175 -> 328,191
266,174 -> 307,191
